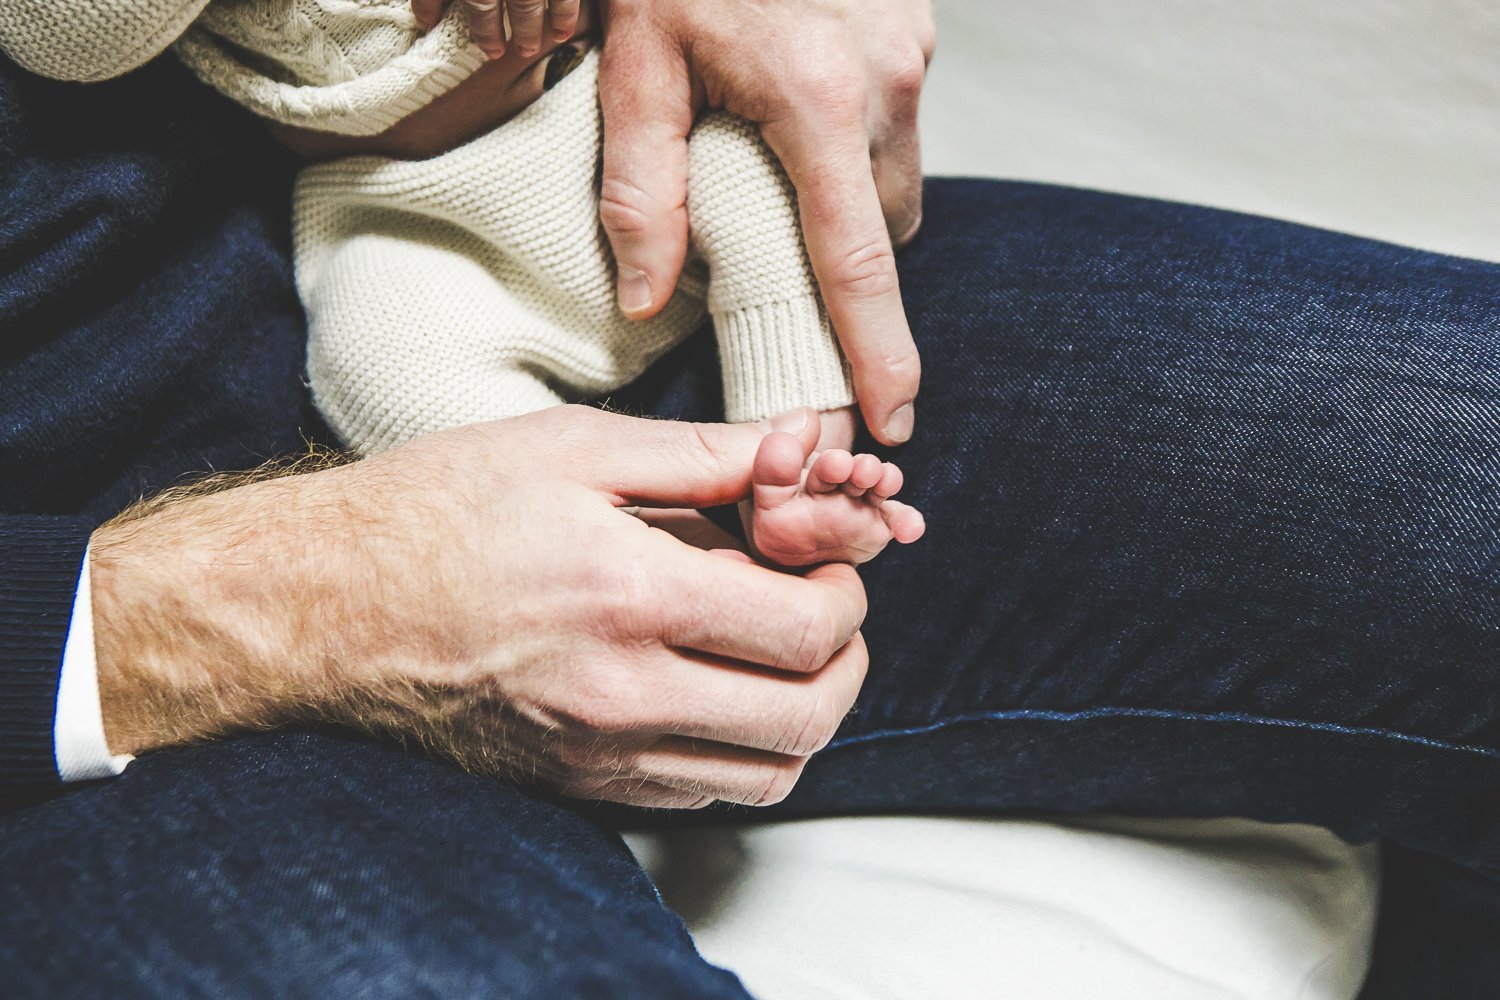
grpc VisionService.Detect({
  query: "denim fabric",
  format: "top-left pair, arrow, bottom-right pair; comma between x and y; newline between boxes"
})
0,728 -> 748,999
0,56 -> 329,520
0,52 -> 334,790
0,51 -> 1497,994
613,180 -> 1500,996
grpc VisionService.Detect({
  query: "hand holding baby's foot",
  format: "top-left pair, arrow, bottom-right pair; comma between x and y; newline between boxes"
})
747,430 -> 925,567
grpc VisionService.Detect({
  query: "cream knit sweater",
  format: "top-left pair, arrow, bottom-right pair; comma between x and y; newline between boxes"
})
0,0 -> 855,454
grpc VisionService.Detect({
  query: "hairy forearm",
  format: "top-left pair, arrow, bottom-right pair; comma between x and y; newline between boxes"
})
87,441 -> 547,774
90,465 -> 352,756
73,405 -> 871,809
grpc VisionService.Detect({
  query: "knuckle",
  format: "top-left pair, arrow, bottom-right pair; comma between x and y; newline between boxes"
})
787,607 -> 839,673
537,403 -> 605,460
598,178 -> 653,238
548,402 -> 604,433
510,0 -> 545,12
883,45 -> 927,101
752,760 -> 806,807
847,635 -> 870,686
830,239 -> 900,300
878,344 -> 922,387
797,64 -> 866,117
783,690 -> 839,756
595,558 -> 659,637
681,421 -> 734,483
561,672 -> 637,736
566,700 -> 627,738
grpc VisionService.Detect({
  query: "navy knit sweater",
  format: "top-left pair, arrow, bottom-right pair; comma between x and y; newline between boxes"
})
0,54 -> 328,792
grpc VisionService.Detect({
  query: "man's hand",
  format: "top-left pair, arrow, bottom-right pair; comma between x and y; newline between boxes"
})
598,0 -> 934,445
90,406 -> 868,809
413,0 -> 583,59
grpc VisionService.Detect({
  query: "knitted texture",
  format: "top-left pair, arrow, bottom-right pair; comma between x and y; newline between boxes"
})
174,0 -> 485,135
2,1 -> 854,440
689,113 -> 854,420
297,50 -> 853,452
0,0 -> 474,127
0,0 -> 210,82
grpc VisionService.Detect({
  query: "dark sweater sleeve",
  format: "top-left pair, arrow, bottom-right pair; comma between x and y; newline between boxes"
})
0,516 -> 94,787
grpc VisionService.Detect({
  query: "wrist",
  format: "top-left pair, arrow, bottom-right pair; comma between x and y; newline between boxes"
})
90,473 -> 341,756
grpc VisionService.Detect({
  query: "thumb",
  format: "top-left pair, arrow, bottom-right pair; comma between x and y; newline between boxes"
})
580,408 -> 820,508
598,25 -> 694,320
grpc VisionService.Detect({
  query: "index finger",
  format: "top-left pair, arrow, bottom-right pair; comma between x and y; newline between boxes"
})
597,21 -> 694,319
761,116 -> 921,446
411,0 -> 444,31
507,0 -> 547,56
646,531 -> 868,674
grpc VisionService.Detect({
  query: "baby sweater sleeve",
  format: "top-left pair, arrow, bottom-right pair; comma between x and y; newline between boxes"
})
687,112 -> 856,424
0,0 -> 209,82
294,51 -> 710,454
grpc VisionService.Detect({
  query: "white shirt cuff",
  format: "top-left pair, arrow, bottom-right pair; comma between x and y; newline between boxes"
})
54,544 -> 133,782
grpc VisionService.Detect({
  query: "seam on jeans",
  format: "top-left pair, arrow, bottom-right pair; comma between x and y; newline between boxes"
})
825,707 -> 1500,762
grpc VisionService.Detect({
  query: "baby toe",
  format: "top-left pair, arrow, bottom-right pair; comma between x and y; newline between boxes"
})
871,462 -> 904,499
809,449 -> 855,493
843,453 -> 884,497
881,500 -> 927,544
753,432 -> 809,489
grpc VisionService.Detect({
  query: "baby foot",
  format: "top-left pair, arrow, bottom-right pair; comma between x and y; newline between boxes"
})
746,431 -> 925,567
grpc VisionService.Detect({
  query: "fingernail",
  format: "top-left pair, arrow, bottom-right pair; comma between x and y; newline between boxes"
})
884,403 -> 914,443
768,409 -> 810,434
618,269 -> 652,315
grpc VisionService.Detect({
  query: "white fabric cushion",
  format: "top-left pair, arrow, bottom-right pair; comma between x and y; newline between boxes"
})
626,816 -> 1380,999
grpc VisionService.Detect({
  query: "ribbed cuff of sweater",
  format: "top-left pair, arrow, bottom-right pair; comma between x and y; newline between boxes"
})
0,516 -> 94,787
715,296 -> 856,424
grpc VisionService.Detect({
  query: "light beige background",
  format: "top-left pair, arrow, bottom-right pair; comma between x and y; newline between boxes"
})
921,0 -> 1500,261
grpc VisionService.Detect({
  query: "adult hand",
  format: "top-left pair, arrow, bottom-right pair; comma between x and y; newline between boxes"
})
89,406 -> 867,809
598,0 -> 935,445
413,0 -> 583,59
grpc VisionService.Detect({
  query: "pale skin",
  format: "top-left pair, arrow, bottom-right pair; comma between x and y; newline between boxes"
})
360,0 -> 935,445
744,409 -> 925,567
87,0 -> 934,808
597,0 -> 933,446
94,408 -> 873,809
275,11 -> 929,567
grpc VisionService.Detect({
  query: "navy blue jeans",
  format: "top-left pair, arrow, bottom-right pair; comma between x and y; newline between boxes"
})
3,143 -> 1498,999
